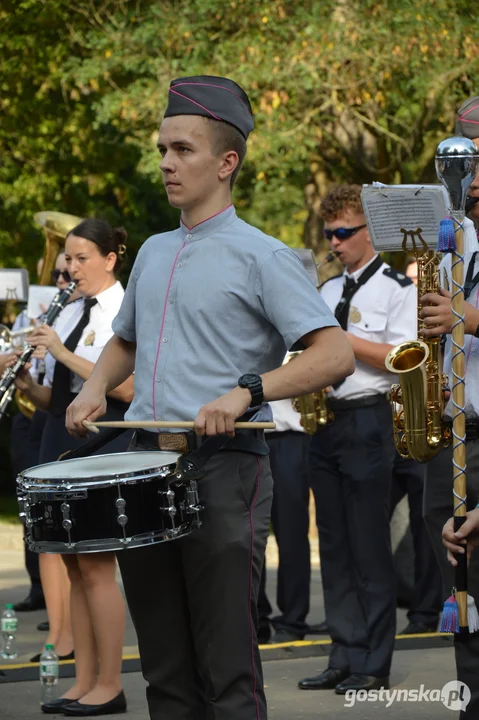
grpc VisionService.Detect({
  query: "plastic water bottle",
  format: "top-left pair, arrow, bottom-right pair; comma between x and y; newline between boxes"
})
40,644 -> 59,705
1,604 -> 18,659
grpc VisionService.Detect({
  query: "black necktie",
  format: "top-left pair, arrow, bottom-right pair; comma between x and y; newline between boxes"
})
334,256 -> 384,331
49,298 -> 98,416
332,256 -> 383,389
334,277 -> 357,330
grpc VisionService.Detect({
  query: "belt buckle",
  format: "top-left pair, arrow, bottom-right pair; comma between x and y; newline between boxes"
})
157,433 -> 189,454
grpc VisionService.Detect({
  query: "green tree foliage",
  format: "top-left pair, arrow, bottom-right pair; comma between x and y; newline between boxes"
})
0,0 -> 177,280
1,0 -> 478,269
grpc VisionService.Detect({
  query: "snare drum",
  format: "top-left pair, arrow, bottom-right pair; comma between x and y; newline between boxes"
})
17,451 -> 203,553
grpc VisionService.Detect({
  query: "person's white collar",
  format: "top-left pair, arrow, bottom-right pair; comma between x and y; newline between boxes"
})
90,280 -> 123,311
344,254 -> 379,282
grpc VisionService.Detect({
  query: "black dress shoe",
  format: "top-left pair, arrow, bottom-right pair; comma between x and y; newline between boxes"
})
37,621 -> 50,632
335,673 -> 390,694
270,629 -> 304,643
298,667 -> 349,690
41,697 -> 79,714
13,594 -> 46,612
30,650 -> 75,663
399,621 -> 438,635
308,621 -> 329,635
63,691 -> 127,716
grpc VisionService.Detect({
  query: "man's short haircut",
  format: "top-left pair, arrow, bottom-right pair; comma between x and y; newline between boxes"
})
319,184 -> 364,221
204,117 -> 247,188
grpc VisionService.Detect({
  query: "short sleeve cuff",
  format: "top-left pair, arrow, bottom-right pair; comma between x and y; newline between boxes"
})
285,317 -> 339,351
111,318 -> 136,343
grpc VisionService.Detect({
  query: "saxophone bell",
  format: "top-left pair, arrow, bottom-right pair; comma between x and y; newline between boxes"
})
386,245 -> 452,462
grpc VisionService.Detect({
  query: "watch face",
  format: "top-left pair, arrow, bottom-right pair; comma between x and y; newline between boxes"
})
240,374 -> 259,386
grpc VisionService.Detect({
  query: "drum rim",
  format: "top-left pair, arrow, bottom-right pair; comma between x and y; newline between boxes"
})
17,450 -> 180,489
25,523 -> 199,553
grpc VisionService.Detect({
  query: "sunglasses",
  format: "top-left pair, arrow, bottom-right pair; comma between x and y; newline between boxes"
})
51,269 -> 71,282
323,224 -> 367,241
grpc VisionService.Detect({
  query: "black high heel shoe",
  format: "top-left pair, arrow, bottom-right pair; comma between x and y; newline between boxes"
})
62,691 -> 127,716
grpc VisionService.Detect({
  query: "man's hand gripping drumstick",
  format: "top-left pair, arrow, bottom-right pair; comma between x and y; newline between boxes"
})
66,327 -> 354,439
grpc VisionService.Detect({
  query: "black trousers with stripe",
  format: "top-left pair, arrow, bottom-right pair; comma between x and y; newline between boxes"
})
117,444 -> 273,720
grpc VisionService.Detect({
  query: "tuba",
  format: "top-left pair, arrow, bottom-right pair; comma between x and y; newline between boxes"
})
291,252 -> 337,434
385,229 -> 451,462
34,211 -> 84,286
13,211 -> 83,420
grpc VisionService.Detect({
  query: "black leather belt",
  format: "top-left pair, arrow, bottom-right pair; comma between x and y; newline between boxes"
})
444,420 -> 479,442
132,427 -> 269,455
327,393 -> 390,411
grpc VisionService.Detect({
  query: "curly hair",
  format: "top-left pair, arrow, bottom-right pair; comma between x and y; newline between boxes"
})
319,184 -> 364,221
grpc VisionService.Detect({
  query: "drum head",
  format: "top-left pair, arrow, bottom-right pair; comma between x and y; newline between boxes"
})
19,451 -> 180,486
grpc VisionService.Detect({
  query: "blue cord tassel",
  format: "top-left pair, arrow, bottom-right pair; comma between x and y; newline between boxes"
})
437,217 -> 456,253
440,595 -> 459,633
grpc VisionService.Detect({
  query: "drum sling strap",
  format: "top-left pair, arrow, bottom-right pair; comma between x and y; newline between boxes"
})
173,431 -> 269,484
58,428 -> 127,461
59,426 -> 269,481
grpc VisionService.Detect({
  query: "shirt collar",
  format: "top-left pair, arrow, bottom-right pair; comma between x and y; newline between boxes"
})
89,280 -> 123,311
343,254 -> 379,283
179,205 -> 237,242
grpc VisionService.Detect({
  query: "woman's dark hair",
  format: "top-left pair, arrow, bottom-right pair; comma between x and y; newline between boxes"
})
67,218 -> 127,272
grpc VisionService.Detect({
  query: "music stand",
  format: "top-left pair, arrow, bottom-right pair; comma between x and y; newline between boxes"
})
0,269 -> 29,303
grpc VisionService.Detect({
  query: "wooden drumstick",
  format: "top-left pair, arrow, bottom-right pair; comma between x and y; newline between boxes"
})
82,419 -> 276,434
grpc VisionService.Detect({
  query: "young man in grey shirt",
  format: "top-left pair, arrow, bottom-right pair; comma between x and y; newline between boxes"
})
66,76 -> 354,720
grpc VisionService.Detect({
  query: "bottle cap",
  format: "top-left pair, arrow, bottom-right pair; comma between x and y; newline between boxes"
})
5,604 -> 13,609
45,644 -> 54,650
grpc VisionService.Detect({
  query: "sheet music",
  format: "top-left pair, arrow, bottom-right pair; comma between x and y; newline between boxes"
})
26,285 -> 58,319
361,185 -> 448,252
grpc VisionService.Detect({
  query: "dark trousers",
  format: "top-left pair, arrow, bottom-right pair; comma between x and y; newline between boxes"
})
310,401 -> 396,676
257,431 -> 311,636
391,455 -> 442,626
117,445 -> 273,720
11,410 -> 47,600
424,441 -> 479,719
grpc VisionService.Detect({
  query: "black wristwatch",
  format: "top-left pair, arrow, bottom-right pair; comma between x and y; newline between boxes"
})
238,374 -> 264,408
475,323 -> 479,339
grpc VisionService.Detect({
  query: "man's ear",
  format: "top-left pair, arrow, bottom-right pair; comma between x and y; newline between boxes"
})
218,150 -> 239,182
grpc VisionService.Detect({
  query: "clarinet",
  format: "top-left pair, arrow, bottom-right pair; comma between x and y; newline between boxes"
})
0,281 -> 76,419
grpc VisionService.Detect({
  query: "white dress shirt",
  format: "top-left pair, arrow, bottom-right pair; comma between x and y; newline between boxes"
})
44,281 -> 124,393
320,255 -> 418,400
267,399 -> 304,433
440,252 -> 479,420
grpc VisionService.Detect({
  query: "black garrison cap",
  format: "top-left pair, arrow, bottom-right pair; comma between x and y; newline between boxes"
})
164,75 -> 254,139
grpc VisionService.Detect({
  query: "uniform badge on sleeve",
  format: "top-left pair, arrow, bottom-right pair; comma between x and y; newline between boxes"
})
84,330 -> 96,346
349,306 -> 361,324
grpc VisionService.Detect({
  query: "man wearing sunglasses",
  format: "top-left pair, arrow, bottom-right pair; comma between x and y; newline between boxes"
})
298,184 -> 417,695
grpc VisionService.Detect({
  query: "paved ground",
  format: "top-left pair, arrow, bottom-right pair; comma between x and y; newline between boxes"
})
0,540 -> 461,719
0,650 -> 460,719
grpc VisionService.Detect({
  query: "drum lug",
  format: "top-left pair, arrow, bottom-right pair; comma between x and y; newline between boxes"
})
17,495 -> 36,527
115,497 -> 128,529
185,481 -> 203,515
61,503 -> 73,544
160,488 -> 177,529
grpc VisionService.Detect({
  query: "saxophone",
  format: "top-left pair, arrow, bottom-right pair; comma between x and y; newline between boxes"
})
385,231 -> 452,462
291,252 -> 337,434
292,374 -> 333,434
